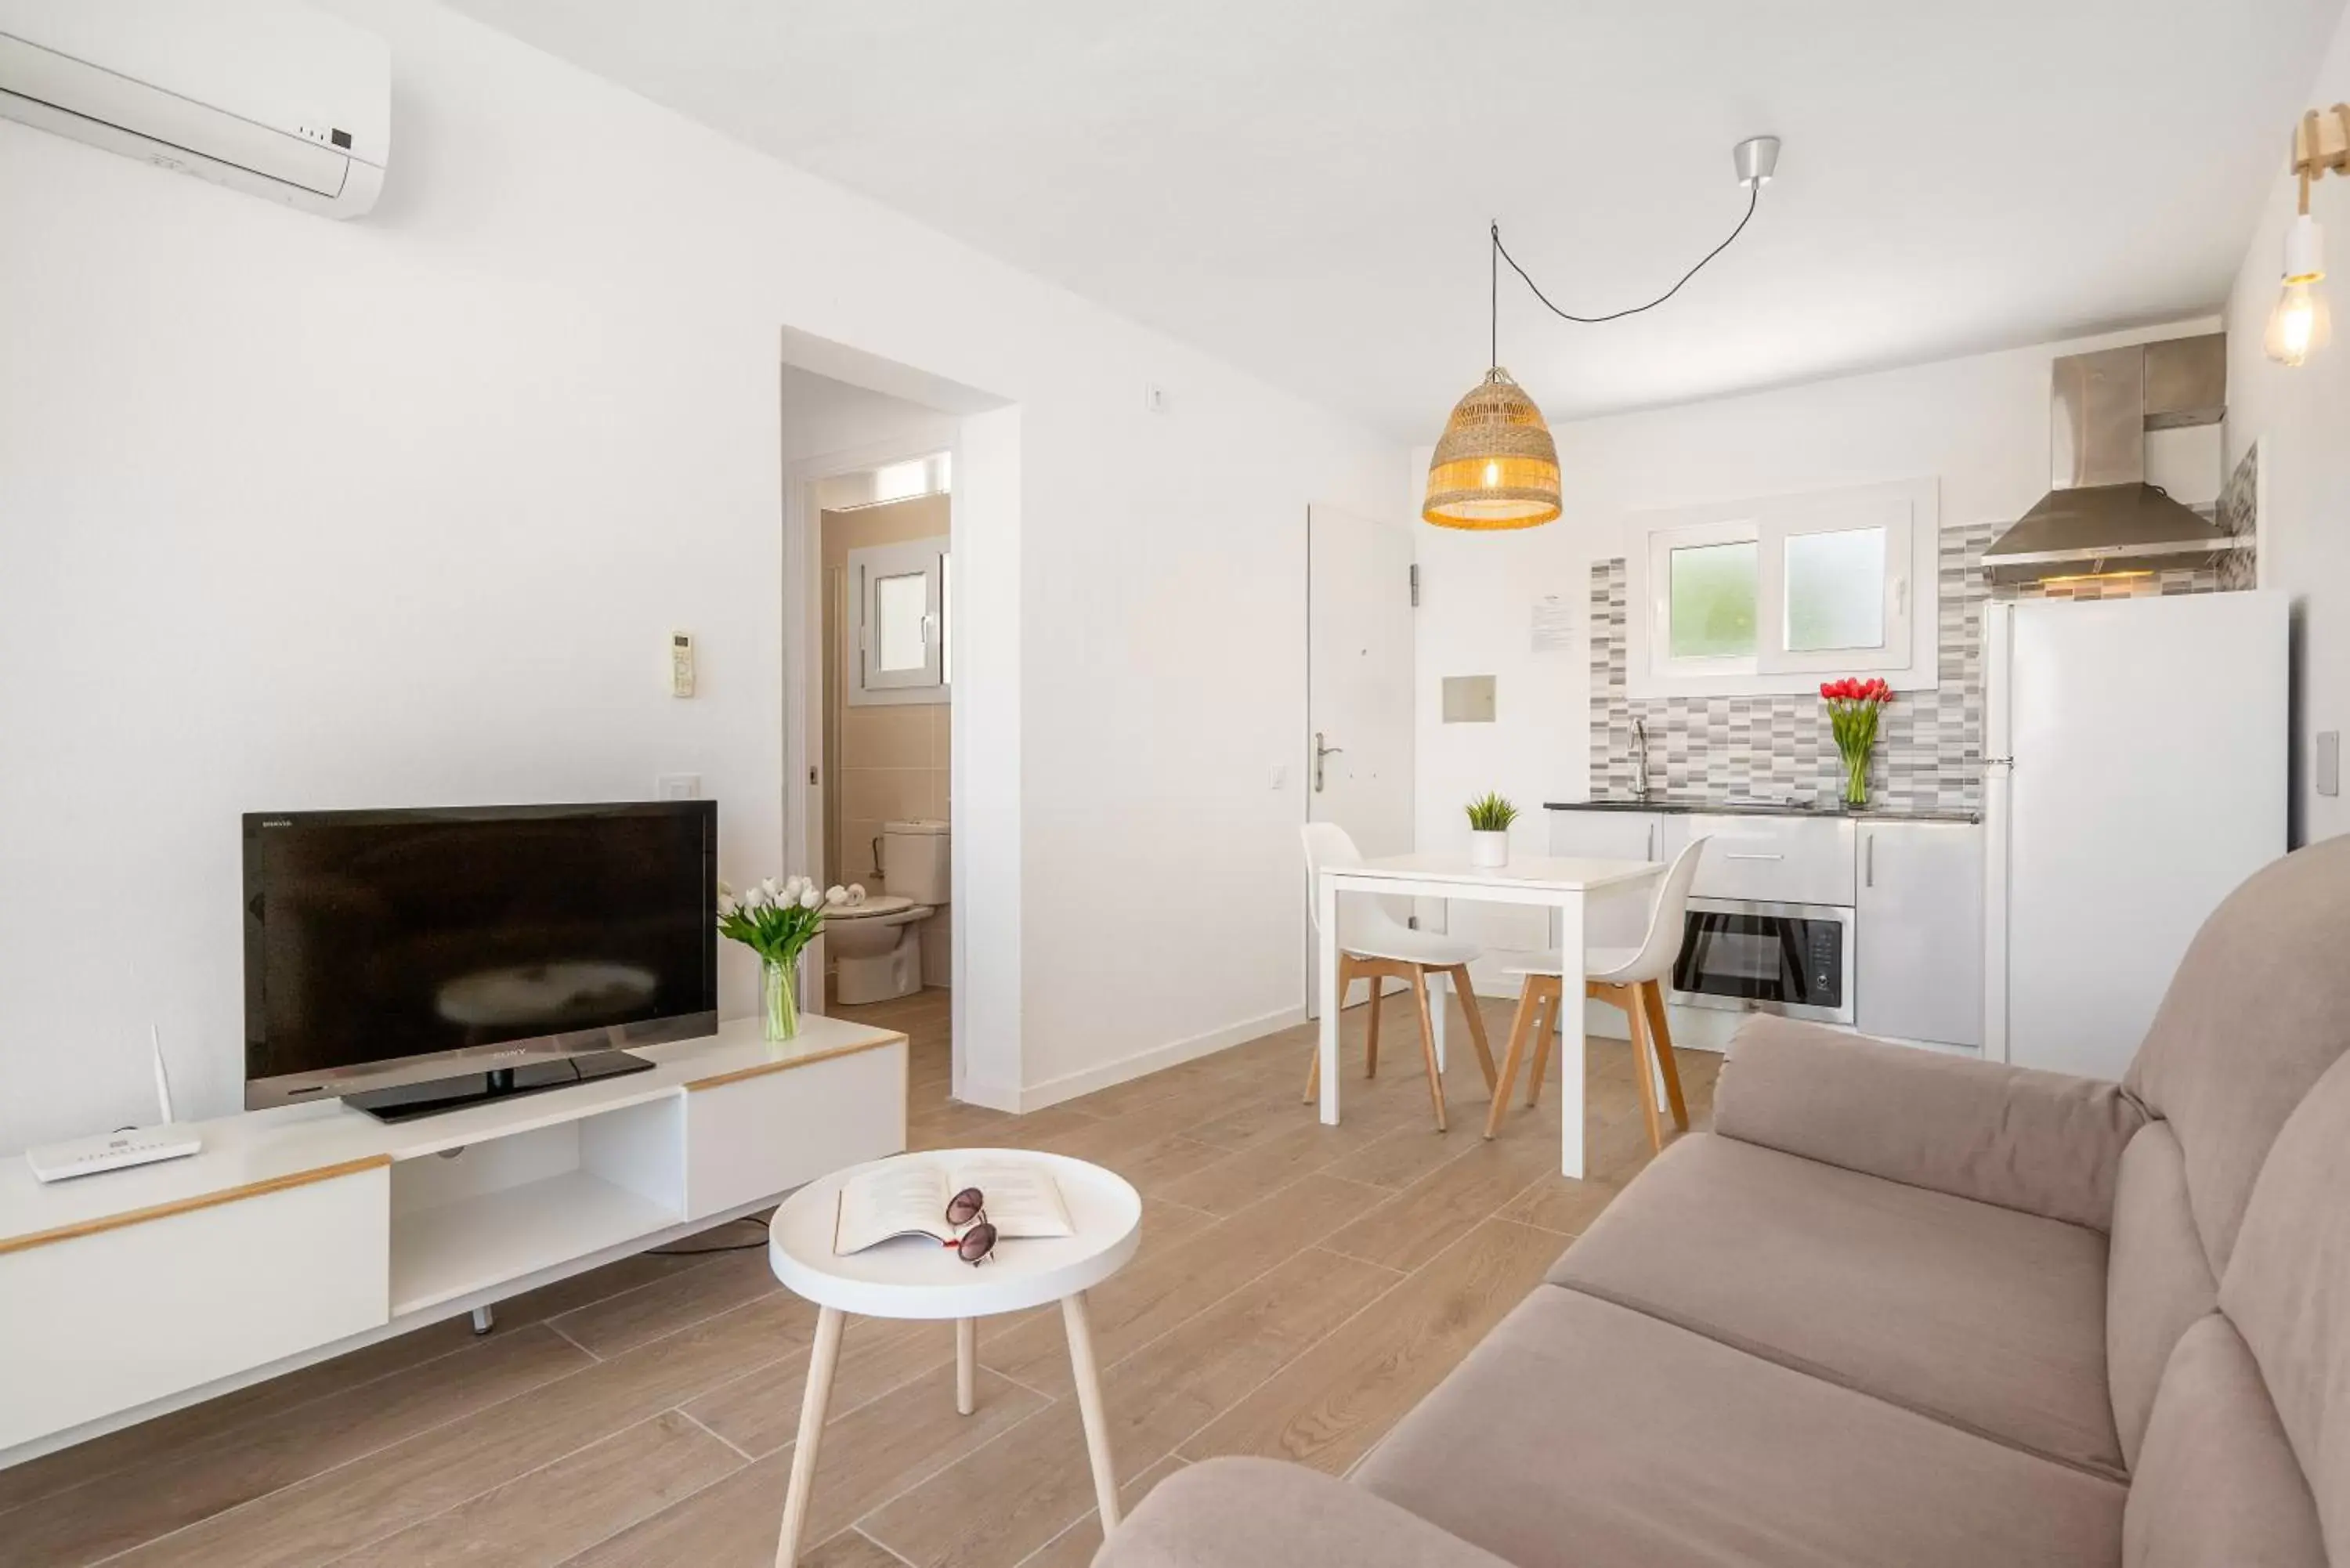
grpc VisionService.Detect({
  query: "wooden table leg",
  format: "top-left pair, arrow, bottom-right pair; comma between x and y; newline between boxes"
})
956,1317 -> 977,1415
1061,1292 -> 1122,1532
773,1306 -> 845,1568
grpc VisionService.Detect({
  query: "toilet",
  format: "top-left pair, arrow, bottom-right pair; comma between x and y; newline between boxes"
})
828,819 -> 949,1004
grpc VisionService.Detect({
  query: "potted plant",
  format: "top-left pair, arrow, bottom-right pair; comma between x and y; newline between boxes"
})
718,876 -> 853,1040
1466,792 -> 1519,868
1820,677 -> 1894,809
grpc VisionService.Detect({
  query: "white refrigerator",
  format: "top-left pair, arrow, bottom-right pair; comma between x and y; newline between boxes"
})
1983,591 -> 2287,1080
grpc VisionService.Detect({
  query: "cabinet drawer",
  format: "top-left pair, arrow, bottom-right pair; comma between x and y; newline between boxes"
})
1686,815 -> 1856,906
0,1162 -> 389,1451
684,1039 -> 907,1219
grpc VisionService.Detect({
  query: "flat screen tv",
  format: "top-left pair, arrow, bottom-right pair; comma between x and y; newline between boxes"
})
244,801 -> 718,1118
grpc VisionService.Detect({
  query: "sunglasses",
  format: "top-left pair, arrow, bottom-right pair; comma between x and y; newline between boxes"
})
941,1186 -> 996,1265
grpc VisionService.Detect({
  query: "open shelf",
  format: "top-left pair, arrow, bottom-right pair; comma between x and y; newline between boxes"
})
389,1169 -> 679,1317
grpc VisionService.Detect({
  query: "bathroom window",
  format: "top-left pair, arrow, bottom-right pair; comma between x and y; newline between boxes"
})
1626,480 -> 1935,699
849,537 -> 948,705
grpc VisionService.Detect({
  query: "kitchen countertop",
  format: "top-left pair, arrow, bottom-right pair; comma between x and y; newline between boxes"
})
1546,796 -> 1981,825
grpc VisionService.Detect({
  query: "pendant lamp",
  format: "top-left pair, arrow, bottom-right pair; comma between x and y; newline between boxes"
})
1423,136 -> 1780,531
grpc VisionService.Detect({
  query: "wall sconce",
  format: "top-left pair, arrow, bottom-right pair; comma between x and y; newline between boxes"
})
2268,106 -> 2350,367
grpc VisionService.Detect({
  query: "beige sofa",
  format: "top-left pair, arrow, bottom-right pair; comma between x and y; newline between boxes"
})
1100,836 -> 2350,1568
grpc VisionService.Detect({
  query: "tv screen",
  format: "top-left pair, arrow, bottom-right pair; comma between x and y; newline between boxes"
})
244,802 -> 717,1107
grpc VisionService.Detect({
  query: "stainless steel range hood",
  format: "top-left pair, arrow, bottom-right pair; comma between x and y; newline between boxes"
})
1983,334 -> 2246,587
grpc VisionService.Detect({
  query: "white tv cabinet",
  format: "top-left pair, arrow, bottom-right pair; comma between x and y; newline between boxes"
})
0,1014 -> 907,1466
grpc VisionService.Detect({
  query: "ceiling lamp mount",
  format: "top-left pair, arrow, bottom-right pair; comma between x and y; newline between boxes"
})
1423,135 -> 1781,531
2267,105 -> 2349,367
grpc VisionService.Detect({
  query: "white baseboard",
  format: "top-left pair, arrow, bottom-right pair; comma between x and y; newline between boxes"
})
1010,1005 -> 1306,1114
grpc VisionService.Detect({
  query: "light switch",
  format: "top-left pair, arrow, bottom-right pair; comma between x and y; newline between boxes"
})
669,631 -> 696,697
657,774 -> 700,800
2319,731 -> 2341,798
1269,762 -> 1288,790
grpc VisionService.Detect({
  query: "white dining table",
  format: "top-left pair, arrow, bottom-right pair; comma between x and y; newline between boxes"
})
1315,852 -> 1664,1178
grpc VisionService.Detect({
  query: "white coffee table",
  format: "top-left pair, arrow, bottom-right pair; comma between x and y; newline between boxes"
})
765,1148 -> 1144,1567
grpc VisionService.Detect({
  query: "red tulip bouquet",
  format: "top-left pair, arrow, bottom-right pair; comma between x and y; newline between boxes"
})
1820,677 -> 1894,808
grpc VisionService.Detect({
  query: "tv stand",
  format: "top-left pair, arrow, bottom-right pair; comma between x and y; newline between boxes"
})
0,1015 -> 908,1468
345,1049 -> 656,1124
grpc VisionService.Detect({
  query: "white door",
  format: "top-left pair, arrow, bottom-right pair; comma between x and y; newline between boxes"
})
1307,504 -> 1416,1015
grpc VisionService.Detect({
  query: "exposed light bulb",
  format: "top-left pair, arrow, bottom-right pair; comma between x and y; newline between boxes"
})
1483,461 -> 1501,487
2268,212 -> 2330,367
2269,279 -> 2328,366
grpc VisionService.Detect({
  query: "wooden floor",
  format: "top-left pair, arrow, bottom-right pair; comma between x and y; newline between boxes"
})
0,987 -> 1716,1568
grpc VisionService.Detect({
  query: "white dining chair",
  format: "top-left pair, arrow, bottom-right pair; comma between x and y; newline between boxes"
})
1483,835 -> 1710,1151
1300,822 -> 1498,1133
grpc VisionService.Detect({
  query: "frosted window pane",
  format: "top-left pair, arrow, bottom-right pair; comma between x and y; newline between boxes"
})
875,573 -> 928,671
1667,540 -> 1757,659
1784,527 -> 1886,651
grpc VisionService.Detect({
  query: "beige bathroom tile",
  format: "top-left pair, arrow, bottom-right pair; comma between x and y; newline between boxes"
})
841,704 -> 930,769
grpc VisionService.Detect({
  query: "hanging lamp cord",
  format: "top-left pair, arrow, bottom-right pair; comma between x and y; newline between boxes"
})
1488,185 -> 1761,357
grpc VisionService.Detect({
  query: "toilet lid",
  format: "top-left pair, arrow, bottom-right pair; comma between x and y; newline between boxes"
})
826,894 -> 919,921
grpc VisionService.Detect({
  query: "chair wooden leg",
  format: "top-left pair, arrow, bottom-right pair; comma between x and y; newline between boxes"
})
1484,978 -> 1544,1139
1641,981 -> 1689,1132
1622,984 -> 1665,1155
1407,966 -> 1448,1133
1525,978 -> 1560,1107
1363,967 -> 1383,1079
1447,966 -> 1499,1093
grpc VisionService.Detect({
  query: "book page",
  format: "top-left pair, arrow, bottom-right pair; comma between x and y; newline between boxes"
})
833,1165 -> 951,1255
946,1162 -> 1075,1238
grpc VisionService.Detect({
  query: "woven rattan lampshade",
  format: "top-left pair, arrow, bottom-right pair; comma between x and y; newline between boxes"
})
1423,367 -> 1562,529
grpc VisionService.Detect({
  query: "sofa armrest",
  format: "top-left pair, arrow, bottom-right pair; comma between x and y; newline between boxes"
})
1094,1458 -> 1514,1568
1712,1016 -> 2148,1231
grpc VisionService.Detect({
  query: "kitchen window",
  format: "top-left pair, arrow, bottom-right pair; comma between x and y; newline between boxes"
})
1626,479 -> 1938,699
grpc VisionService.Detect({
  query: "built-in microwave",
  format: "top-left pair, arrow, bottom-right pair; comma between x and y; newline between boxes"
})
1672,897 -> 1853,1026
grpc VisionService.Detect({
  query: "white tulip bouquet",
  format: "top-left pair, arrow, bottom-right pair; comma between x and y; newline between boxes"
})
718,876 -> 865,1040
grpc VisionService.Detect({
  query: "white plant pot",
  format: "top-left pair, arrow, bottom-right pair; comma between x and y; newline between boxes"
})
1469,829 -> 1509,869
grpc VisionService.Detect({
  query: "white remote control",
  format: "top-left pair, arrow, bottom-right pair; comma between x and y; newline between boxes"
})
27,1127 -> 203,1183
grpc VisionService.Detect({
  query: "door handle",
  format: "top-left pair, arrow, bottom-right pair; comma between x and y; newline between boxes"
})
1313,732 -> 1343,794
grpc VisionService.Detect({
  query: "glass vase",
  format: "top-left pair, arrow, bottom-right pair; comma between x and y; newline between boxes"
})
761,956 -> 800,1042
1841,747 -> 1870,810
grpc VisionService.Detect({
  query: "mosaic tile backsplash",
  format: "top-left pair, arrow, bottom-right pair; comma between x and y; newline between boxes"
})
1587,462 -> 2256,811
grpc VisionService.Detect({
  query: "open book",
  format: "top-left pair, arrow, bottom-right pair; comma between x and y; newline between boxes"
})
833,1160 -> 1076,1257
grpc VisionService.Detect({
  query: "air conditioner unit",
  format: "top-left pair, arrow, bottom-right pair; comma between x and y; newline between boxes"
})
0,0 -> 389,219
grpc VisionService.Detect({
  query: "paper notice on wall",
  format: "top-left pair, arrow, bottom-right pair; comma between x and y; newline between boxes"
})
1530,594 -> 1576,653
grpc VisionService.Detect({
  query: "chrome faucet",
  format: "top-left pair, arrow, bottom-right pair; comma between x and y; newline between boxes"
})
1632,717 -> 1652,799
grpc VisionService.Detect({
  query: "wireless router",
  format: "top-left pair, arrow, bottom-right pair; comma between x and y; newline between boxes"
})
25,1024 -> 204,1183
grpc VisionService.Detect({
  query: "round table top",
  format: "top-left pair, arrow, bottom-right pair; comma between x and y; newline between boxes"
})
767,1148 -> 1143,1319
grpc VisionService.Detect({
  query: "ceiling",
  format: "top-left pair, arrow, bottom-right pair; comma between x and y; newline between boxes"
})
447,0 -> 2344,440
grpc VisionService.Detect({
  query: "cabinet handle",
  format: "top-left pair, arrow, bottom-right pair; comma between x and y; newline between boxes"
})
1724,852 -> 1784,862
1865,834 -> 1875,888
1646,823 -> 1655,859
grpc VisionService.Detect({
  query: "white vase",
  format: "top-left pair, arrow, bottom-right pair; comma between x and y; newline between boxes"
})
1469,829 -> 1509,869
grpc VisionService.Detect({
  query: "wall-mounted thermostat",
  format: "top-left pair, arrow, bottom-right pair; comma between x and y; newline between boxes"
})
670,632 -> 696,697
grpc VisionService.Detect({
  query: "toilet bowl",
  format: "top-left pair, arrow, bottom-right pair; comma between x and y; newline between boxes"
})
831,819 -> 950,1004
826,894 -> 933,1004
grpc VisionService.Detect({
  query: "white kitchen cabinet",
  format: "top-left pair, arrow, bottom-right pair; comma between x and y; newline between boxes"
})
1856,821 -> 1984,1048
1546,807 -> 1669,948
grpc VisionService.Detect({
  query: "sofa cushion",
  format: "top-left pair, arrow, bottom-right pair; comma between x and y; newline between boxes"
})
2124,834 -> 2350,1277
1716,1013 -> 2144,1230
2122,1314 -> 2325,1568
1097,1458 -> 1516,1568
2218,1046 -> 2350,1559
1547,1132 -> 2120,1476
1354,1285 -> 2123,1568
2106,1122 -> 2218,1469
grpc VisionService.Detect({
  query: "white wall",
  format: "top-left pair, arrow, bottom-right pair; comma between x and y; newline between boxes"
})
0,0 -> 1398,1151
2224,3 -> 2350,847
1410,318 -> 2215,952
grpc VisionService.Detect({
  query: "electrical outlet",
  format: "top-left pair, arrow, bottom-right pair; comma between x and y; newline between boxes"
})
1143,382 -> 1169,414
656,774 -> 700,800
